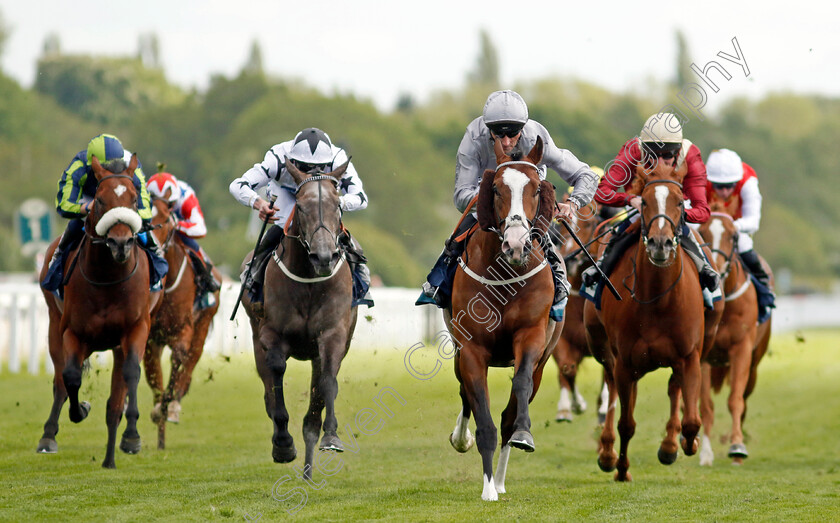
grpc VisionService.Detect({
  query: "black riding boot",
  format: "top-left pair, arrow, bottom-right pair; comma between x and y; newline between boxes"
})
420,214 -> 478,306
581,226 -> 638,288
544,241 -> 569,304
740,249 -> 771,288
190,252 -> 221,293
243,225 -> 285,299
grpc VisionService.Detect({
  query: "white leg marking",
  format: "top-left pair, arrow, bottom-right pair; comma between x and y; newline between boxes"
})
450,411 -> 474,452
556,387 -> 573,421
598,382 -> 609,417
482,473 -> 498,501
700,434 -> 714,466
654,185 -> 669,230
573,385 -> 588,413
494,444 -> 511,494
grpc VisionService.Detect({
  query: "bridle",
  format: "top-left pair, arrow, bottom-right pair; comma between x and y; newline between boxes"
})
639,178 -> 685,248
286,175 -> 343,253
488,161 -> 544,244
701,212 -> 740,282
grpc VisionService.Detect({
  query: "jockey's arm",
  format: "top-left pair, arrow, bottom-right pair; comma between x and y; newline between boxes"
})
177,193 -> 208,238
596,139 -> 638,209
454,132 -> 483,214
539,128 -> 598,211
734,177 -> 762,234
334,152 -> 368,212
682,146 -> 710,224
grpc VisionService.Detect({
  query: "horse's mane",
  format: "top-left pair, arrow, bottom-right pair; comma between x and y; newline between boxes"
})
100,158 -> 127,174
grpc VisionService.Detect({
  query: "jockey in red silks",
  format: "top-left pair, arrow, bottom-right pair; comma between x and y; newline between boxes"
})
147,170 -> 222,308
705,148 -> 775,309
581,112 -> 722,308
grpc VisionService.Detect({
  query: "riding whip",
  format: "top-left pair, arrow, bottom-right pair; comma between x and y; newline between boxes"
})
555,202 -> 622,301
230,195 -> 276,320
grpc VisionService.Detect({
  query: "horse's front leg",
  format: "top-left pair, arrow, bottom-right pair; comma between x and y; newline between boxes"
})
38,309 -> 69,454
262,328 -> 295,463
301,360 -> 325,481
119,321 -> 149,458
458,344 -> 497,501
614,363 -> 637,482
164,325 -> 195,424
62,330 -> 91,424
678,349 -> 702,457
103,349 -> 127,469
726,340 -> 753,463
699,361 -> 716,466
660,372 -> 682,465
317,328 -> 349,456
450,353 -> 475,453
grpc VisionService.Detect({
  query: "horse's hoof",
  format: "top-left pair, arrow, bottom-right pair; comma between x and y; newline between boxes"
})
166,401 -> 181,424
509,430 -> 535,452
37,438 -> 58,454
727,443 -> 748,459
319,434 -> 344,452
273,444 -> 297,463
555,410 -> 573,423
658,447 -> 678,465
69,401 -> 91,423
150,403 -> 164,423
681,435 -> 699,456
449,430 -> 474,453
598,457 -> 617,472
120,435 -> 142,455
102,459 -> 116,469
614,470 -> 632,482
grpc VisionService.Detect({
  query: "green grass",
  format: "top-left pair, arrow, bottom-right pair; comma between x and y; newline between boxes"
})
1,329 -> 839,522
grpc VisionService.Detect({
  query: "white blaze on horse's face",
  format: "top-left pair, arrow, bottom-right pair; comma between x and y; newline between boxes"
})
500,168 -> 530,265
709,218 -> 725,267
654,185 -> 669,231
114,185 -> 127,197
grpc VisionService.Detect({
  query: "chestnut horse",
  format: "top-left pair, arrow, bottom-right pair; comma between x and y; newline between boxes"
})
446,137 -> 562,501
241,160 -> 357,480
37,154 -> 161,468
584,161 -> 723,481
698,211 -> 772,465
143,197 -> 221,449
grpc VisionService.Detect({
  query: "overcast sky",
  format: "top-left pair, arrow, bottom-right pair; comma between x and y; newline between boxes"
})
2,1 -> 837,113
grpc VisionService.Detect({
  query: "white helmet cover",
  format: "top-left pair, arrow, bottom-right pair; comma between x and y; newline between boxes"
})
288,128 -> 334,165
483,90 -> 529,125
640,112 -> 683,144
706,148 -> 744,184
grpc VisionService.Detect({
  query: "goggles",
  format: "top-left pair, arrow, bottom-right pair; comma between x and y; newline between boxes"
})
487,123 -> 524,138
712,182 -> 737,190
291,160 -> 330,174
642,142 -> 682,160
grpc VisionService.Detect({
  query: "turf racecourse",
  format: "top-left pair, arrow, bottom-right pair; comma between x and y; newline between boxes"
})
1,329 -> 838,522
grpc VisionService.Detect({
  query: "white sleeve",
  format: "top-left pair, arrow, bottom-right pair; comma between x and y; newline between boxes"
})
229,146 -> 283,208
734,177 -> 761,234
334,149 -> 368,212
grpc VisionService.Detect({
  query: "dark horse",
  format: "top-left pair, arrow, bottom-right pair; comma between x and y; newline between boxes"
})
143,197 -> 221,449
240,160 -> 357,479
584,161 -> 724,481
698,211 -> 772,465
37,154 -> 161,468
446,137 -> 562,501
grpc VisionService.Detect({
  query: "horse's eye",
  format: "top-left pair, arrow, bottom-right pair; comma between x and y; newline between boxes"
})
492,185 -> 499,194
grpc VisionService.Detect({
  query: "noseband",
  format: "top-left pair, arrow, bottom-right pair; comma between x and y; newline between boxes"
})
640,179 -> 685,246
87,174 -> 141,244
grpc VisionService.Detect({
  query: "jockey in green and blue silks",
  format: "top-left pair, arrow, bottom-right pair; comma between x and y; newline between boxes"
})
55,133 -> 152,220
43,133 -> 166,293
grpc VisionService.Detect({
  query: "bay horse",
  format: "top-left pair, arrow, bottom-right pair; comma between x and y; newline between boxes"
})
583,161 -> 723,481
143,197 -> 221,449
446,137 -> 562,501
240,160 -> 357,480
37,154 -> 161,468
698,211 -> 772,465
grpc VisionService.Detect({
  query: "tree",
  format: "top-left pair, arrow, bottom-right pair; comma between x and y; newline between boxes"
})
42,33 -> 61,57
137,32 -> 161,69
674,30 -> 692,89
242,40 -> 264,76
466,29 -> 499,88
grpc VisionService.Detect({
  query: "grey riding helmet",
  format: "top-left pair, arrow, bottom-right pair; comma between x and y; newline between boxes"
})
483,90 -> 529,135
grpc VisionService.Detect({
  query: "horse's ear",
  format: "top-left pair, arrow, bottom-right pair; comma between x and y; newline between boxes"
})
91,155 -> 105,181
285,159 -> 307,185
527,136 -> 544,165
534,180 -> 556,236
128,153 -> 138,174
476,169 -> 497,231
328,159 -> 350,180
493,137 -> 508,165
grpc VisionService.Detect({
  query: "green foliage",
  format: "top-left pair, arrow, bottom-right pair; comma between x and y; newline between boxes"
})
34,54 -> 185,125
